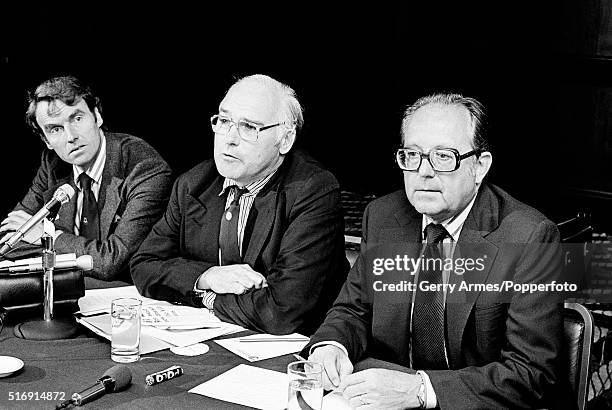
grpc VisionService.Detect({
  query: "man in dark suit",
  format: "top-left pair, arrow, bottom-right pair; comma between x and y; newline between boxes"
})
131,74 -> 349,335
0,76 -> 173,283
304,93 -> 568,409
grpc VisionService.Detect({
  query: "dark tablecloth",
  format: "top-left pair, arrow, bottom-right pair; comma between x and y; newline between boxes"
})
0,315 -> 296,409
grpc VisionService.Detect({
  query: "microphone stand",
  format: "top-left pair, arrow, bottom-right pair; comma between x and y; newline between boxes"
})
14,232 -> 79,340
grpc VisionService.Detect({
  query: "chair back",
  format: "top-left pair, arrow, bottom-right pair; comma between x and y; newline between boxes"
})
564,302 -> 594,410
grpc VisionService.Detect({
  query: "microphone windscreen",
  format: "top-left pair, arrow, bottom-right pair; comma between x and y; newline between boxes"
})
76,255 -> 94,271
102,365 -> 132,391
56,184 -> 76,201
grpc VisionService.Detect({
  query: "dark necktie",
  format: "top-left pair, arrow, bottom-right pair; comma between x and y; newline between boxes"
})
219,186 -> 248,265
412,222 -> 449,370
78,173 -> 100,241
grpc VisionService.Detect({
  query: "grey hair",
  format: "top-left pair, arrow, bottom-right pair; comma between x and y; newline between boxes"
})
231,74 -> 304,132
401,93 -> 489,152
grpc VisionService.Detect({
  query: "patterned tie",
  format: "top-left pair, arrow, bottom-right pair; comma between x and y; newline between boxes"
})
78,173 -> 100,241
412,222 -> 449,370
219,186 -> 248,265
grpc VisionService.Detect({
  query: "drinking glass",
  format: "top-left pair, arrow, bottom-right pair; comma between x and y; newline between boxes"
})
287,360 -> 323,410
110,298 -> 141,363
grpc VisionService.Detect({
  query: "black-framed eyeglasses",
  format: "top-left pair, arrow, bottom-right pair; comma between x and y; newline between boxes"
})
395,147 -> 481,172
210,114 -> 290,142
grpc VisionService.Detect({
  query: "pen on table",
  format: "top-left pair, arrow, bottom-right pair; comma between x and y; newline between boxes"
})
239,337 -> 309,342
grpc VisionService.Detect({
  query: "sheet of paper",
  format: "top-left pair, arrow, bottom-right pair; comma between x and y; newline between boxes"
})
76,313 -> 173,354
189,364 -> 288,410
322,391 -> 352,409
215,333 -> 309,362
145,322 -> 244,347
76,285 -> 171,314
141,304 -> 222,329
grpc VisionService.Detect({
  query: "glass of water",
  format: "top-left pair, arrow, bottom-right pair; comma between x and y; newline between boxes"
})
287,360 -> 323,410
111,298 -> 142,363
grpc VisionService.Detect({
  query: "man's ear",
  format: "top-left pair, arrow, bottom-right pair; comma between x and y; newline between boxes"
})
94,108 -> 104,128
474,151 -> 492,185
278,127 -> 296,155
42,134 -> 52,149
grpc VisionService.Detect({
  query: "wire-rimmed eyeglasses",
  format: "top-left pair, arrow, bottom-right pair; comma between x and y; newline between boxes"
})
210,114 -> 291,142
395,148 -> 481,172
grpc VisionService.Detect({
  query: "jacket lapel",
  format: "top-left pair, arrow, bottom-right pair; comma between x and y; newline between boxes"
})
445,186 -> 499,368
376,200 -> 422,345
47,166 -> 76,234
99,177 -> 122,239
243,189 -> 277,264
93,134 -> 123,239
192,178 -> 225,262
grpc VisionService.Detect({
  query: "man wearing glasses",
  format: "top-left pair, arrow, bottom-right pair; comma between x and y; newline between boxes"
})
304,93 -> 567,408
131,74 -> 349,335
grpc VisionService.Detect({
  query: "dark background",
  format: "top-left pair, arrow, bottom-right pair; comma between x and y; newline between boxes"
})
2,2 -> 611,231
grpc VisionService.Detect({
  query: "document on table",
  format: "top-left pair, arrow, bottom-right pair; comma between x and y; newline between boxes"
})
214,333 -> 309,362
75,313 -> 172,354
76,285 -> 166,315
189,364 -> 288,410
145,322 -> 244,347
75,286 -> 246,352
189,364 -> 351,409
322,391 -> 352,409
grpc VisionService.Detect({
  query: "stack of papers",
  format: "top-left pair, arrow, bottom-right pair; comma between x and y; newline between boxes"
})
76,285 -> 163,315
75,286 -> 244,354
215,333 -> 310,362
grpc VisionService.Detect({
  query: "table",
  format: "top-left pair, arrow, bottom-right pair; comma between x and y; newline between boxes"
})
0,316 -> 297,409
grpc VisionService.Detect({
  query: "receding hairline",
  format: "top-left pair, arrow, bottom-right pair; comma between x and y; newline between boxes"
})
402,101 -> 478,148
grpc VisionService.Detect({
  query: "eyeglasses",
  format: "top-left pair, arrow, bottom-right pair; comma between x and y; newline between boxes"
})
395,148 -> 481,172
210,114 -> 289,142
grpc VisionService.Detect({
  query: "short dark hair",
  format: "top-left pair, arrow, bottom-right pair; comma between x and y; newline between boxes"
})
25,76 -> 102,138
401,93 -> 490,152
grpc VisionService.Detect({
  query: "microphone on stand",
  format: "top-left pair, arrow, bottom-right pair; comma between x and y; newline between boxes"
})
0,255 -> 93,274
56,365 -> 132,409
0,184 -> 75,257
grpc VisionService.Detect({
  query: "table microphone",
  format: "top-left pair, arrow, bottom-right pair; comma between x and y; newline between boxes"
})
55,364 -> 132,409
0,255 -> 93,273
0,183 -> 75,257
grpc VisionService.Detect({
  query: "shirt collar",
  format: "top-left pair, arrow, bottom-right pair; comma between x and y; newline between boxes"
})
218,169 -> 277,198
422,191 -> 478,242
73,130 -> 106,188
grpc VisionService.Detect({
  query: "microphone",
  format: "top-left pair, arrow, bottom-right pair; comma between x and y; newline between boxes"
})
0,184 -> 75,257
0,255 -> 93,273
56,365 -> 132,408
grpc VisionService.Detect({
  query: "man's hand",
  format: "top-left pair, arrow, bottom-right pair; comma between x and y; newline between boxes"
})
337,368 -> 422,409
308,345 -> 354,390
198,264 -> 267,294
0,210 -> 42,245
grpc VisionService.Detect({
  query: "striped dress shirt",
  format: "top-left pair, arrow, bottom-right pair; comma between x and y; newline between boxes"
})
71,131 -> 107,236
198,170 -> 277,309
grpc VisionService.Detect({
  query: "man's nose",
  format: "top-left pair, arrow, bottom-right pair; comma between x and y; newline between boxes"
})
64,123 -> 78,143
224,123 -> 241,144
417,156 -> 436,177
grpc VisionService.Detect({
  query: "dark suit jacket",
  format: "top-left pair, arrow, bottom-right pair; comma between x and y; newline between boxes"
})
15,132 -> 173,282
130,151 -> 350,335
306,184 -> 569,409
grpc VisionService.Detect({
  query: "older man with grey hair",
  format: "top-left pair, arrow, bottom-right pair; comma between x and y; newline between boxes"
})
131,74 -> 349,335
